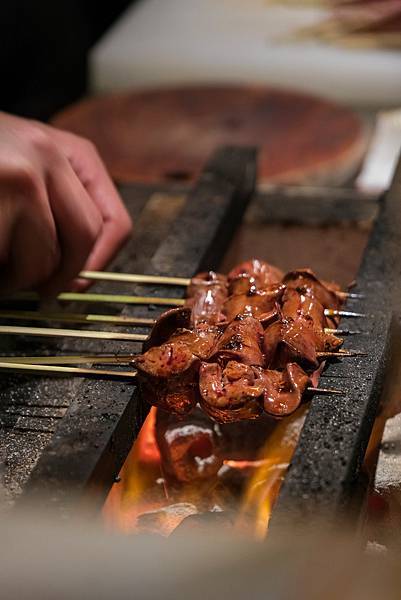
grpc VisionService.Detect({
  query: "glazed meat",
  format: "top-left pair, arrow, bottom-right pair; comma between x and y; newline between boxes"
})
259,363 -> 311,418
185,271 -> 228,326
199,361 -> 265,422
135,325 -> 221,415
144,307 -> 192,351
211,315 -> 264,367
135,342 -> 200,414
263,317 -> 342,370
156,407 -> 223,483
228,259 -> 284,294
222,284 -> 284,323
282,269 -> 341,310
263,287 -> 342,369
199,360 -> 311,423
136,259 -> 346,423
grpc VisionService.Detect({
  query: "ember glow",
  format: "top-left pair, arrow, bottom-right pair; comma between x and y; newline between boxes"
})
103,405 -> 306,538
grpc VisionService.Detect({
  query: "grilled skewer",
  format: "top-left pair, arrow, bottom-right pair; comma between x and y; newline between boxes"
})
77,270 -> 364,299
0,360 -> 343,396
0,309 -> 364,336
4,293 -> 365,316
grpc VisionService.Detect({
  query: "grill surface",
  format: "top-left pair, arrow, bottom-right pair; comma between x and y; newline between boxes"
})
1,145 -> 395,522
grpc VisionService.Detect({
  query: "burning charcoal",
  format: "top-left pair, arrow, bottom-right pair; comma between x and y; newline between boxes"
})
156,407 -> 224,483
171,510 -> 236,536
218,417 -> 277,460
136,502 -> 198,537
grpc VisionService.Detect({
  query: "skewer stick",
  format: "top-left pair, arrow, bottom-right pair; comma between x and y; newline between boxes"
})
335,291 -> 364,300
78,270 -> 363,300
325,309 -> 366,318
79,270 -> 190,287
0,325 -> 147,342
0,360 -> 343,398
5,294 -> 363,311
307,387 -> 344,396
0,361 -> 137,380
0,310 -> 155,327
324,328 -> 362,336
0,354 -> 136,365
7,291 -> 186,307
317,350 -> 367,359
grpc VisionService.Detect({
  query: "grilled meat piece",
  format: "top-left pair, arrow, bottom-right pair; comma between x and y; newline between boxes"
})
168,325 -> 221,360
282,268 -> 341,310
199,361 -> 265,423
228,259 -> 283,295
211,315 -> 264,367
136,324 -> 221,415
156,407 -> 223,483
263,315 -> 343,370
263,287 -> 342,370
186,271 -> 228,326
281,287 -> 328,329
144,307 -> 192,351
199,360 -> 310,423
134,342 -> 200,415
259,363 -> 311,418
223,284 -> 285,323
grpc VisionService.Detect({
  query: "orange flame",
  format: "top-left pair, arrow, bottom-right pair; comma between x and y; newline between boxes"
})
103,405 -> 306,538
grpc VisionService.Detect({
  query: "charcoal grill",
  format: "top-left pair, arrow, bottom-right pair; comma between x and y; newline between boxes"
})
1,146 -> 400,524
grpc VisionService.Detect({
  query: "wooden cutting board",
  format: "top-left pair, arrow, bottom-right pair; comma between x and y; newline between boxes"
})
53,85 -> 368,185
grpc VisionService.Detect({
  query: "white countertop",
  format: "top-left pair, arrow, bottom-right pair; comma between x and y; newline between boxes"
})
90,0 -> 401,107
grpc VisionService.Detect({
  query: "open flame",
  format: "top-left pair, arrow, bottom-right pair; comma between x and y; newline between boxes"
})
103,406 -> 306,538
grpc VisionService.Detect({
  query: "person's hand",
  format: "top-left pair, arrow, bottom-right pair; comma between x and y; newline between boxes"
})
0,112 -> 132,295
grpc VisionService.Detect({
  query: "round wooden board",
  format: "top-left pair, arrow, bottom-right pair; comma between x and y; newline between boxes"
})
53,85 -> 367,185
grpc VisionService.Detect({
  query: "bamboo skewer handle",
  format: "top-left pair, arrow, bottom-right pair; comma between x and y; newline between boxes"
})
0,361 -> 138,380
0,310 -> 155,327
8,291 -> 186,307
0,325 -> 147,342
0,354 -> 137,365
79,270 -> 190,287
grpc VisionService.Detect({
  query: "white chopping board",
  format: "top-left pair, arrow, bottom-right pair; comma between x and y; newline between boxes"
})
90,0 -> 401,107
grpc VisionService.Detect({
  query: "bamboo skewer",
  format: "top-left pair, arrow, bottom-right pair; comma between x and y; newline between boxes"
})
79,270 -> 190,287
0,361 -> 138,380
6,293 -> 363,315
0,354 -> 136,365
78,270 -> 362,299
0,310 -> 155,327
0,311 -> 365,336
0,348 -> 365,365
325,309 -> 366,318
0,360 -> 343,396
317,350 -> 367,358
325,328 -> 362,336
0,325 -> 147,343
7,291 -> 186,307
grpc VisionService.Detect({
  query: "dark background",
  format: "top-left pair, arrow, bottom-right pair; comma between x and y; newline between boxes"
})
1,0 -> 133,121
